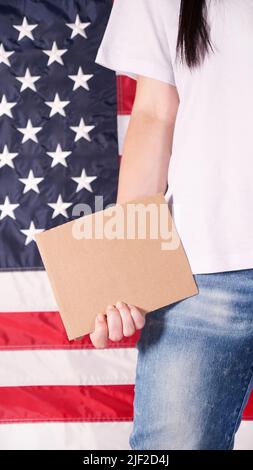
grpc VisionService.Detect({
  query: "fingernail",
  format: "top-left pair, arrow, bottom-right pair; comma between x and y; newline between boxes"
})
97,313 -> 105,322
107,304 -> 115,310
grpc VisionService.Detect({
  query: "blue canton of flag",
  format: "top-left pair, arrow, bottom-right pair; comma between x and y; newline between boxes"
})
0,0 -> 119,269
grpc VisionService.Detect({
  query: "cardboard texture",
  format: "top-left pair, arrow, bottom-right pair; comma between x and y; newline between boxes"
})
36,193 -> 198,340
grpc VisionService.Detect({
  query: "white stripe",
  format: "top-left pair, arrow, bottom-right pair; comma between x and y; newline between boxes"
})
0,348 -> 137,386
117,114 -> 130,156
0,420 -> 251,450
0,421 -> 133,450
234,421 -> 253,450
0,271 -> 57,311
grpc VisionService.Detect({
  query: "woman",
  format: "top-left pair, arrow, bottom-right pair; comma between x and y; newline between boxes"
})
91,0 -> 253,450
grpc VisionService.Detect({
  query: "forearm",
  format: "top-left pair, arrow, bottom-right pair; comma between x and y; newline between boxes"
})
116,110 -> 174,204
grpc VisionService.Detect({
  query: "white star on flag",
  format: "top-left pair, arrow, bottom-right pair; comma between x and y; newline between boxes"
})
0,43 -> 14,67
66,14 -> 91,39
45,93 -> 70,117
16,68 -> 40,92
43,41 -> 67,66
13,16 -> 38,41
70,118 -> 95,142
68,67 -> 93,91
0,94 -> 16,118
19,170 -> 43,194
0,196 -> 19,220
48,194 -> 72,219
0,145 -> 18,169
20,221 -> 44,245
46,144 -> 72,168
71,168 -> 97,193
17,119 -> 42,143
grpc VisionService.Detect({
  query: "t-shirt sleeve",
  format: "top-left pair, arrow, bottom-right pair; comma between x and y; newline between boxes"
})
94,0 -> 176,86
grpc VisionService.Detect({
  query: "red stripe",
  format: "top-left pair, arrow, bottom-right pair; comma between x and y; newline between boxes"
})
0,381 -> 250,424
116,75 -> 136,115
0,311 -> 140,350
243,392 -> 253,420
0,385 -> 134,423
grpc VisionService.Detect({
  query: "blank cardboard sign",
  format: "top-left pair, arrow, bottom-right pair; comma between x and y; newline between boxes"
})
36,193 -> 198,340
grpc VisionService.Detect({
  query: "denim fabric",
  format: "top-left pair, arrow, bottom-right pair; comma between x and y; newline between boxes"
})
129,269 -> 253,450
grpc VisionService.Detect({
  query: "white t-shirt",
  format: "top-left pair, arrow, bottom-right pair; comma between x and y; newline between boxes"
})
95,0 -> 253,275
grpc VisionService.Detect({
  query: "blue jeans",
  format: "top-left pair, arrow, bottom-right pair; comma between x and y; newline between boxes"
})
129,269 -> 253,450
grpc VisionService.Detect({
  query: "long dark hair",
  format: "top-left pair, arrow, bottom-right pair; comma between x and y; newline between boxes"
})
176,0 -> 214,68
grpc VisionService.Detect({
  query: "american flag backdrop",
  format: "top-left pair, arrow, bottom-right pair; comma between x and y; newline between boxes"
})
0,0 -> 252,450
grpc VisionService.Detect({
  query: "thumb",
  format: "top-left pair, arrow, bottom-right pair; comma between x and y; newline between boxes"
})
89,313 -> 109,349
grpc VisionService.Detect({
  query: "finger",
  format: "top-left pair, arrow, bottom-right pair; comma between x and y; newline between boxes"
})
89,313 -> 109,349
116,301 -> 136,337
128,305 -> 146,330
106,305 -> 124,342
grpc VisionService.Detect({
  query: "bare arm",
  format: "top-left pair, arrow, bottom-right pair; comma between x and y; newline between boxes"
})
117,75 -> 179,203
90,76 -> 179,348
